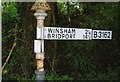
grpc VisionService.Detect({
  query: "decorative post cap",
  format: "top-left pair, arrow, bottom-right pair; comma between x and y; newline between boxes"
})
31,1 -> 51,11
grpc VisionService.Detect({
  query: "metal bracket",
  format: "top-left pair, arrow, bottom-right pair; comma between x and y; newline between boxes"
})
36,53 -> 45,60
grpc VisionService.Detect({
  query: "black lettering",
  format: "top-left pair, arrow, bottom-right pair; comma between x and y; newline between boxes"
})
48,28 -> 53,33
62,34 -> 65,38
104,32 -> 107,38
73,34 -> 75,38
65,34 -> 69,39
52,34 -> 55,38
58,34 -> 61,39
64,29 -> 68,33
68,29 -> 71,33
60,28 -> 63,34
98,31 -> 101,38
47,34 -> 51,39
107,32 -> 110,38
69,34 -> 72,38
85,30 -> 88,35
94,31 -> 97,38
72,29 -> 76,33
56,29 -> 59,33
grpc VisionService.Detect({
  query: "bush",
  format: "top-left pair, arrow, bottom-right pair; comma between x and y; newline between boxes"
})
45,73 -> 73,80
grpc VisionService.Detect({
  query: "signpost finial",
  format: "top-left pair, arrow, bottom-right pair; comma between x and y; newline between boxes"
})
31,1 -> 51,11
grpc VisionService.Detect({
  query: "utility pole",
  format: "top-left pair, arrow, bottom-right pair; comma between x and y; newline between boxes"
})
31,1 -> 51,81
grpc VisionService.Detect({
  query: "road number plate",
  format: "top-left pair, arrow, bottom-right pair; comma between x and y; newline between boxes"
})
92,30 -> 112,39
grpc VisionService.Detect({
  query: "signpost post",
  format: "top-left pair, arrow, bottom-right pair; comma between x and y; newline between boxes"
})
31,1 -> 112,81
31,1 -> 51,81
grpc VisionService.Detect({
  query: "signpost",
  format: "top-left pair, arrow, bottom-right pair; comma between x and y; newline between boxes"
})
37,27 -> 112,40
43,27 -> 92,40
31,1 -> 112,81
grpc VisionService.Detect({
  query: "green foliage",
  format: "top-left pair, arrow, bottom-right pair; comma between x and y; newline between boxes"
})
2,2 -> 34,80
57,2 -> 68,18
2,2 -> 18,76
81,68 -> 119,80
45,73 -> 73,80
2,2 -> 17,53
56,2 -> 119,80
2,2 -> 17,17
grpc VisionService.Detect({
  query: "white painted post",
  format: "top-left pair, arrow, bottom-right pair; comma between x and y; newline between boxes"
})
31,1 -> 51,81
